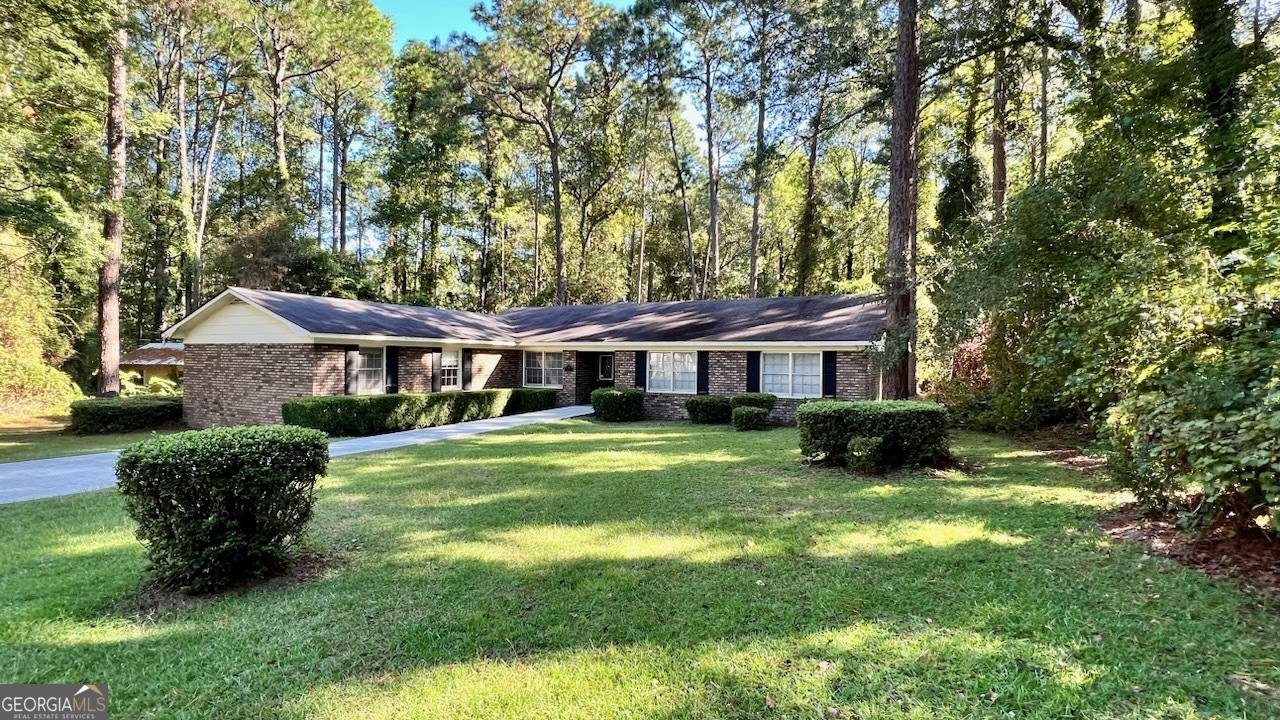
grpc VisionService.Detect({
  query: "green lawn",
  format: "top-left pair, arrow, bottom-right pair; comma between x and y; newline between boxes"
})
0,414 -> 173,463
1,421 -> 1276,719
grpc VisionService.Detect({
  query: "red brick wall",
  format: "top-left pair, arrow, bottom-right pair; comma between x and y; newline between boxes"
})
399,348 -> 433,393
471,349 -> 521,389
555,350 -> 578,406
185,343 -> 341,428
614,351 -> 636,389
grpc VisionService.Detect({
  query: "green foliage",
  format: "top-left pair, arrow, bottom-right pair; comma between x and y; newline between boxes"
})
730,392 -> 777,412
505,388 -> 558,415
115,426 -> 328,593
590,388 -> 645,422
731,405 -> 769,431
0,234 -> 79,412
845,435 -> 887,474
281,390 -> 526,437
797,400 -> 949,468
119,371 -> 182,397
684,395 -> 732,424
69,396 -> 184,434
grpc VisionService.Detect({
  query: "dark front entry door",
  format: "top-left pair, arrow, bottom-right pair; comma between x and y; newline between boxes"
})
575,351 -> 615,403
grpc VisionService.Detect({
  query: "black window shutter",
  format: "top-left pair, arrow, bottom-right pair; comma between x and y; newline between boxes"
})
696,351 -> 710,394
822,351 -> 837,397
386,346 -> 400,394
431,348 -> 443,393
462,349 -> 473,390
344,346 -> 360,395
634,351 -> 647,390
745,351 -> 761,393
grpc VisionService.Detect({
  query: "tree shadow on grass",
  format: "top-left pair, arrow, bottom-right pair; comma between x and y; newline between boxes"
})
0,424 -> 1275,718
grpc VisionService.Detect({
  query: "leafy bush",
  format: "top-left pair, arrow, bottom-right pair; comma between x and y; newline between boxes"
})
685,395 -> 732,424
730,392 -> 777,411
505,388 -> 558,415
731,405 -> 769,431
120,370 -> 182,397
591,388 -> 645,421
115,425 -> 328,593
845,435 -> 887,474
69,395 -> 184,434
798,400 -> 949,468
1104,298 -> 1280,532
281,390 -> 516,437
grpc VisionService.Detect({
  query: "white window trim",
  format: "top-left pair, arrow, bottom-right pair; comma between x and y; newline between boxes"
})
646,350 -> 698,395
523,350 -> 564,389
441,348 -> 462,391
357,346 -> 386,396
760,351 -> 823,399
599,354 -> 614,381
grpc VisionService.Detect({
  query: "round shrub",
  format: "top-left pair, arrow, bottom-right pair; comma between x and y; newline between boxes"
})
591,388 -> 645,422
115,425 -> 329,593
732,405 -> 769,431
798,400 -> 949,468
846,435 -> 886,474
685,395 -> 732,424
69,395 -> 184,434
730,392 -> 777,412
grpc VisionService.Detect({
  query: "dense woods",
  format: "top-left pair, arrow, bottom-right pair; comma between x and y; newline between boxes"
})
2,0 -> 1278,527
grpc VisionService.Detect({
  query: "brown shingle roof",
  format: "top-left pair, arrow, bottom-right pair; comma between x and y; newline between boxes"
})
211,288 -> 887,344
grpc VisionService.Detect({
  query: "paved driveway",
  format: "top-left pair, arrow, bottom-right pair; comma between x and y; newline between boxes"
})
0,405 -> 594,505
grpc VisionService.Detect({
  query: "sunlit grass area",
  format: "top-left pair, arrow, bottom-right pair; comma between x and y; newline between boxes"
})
0,412 -> 176,463
0,421 -> 1277,719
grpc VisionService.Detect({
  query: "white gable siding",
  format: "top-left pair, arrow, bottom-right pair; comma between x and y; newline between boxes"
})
180,301 -> 309,344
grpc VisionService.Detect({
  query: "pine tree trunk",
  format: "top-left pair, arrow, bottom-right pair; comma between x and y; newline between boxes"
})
98,16 -> 127,397
702,58 -> 719,299
885,0 -> 921,400
749,33 -> 767,299
667,115 -> 699,300
549,129 -> 567,306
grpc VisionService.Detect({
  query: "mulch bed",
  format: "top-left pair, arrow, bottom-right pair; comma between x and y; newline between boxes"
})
1100,504 -> 1280,601
1012,428 -> 1280,601
119,550 -> 338,621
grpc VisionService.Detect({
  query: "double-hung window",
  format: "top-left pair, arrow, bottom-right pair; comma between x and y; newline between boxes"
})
524,350 -> 563,388
647,351 -> 697,393
357,347 -> 385,395
441,349 -> 461,390
761,352 -> 821,397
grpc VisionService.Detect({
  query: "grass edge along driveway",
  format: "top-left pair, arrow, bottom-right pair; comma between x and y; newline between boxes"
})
0,420 -> 1276,719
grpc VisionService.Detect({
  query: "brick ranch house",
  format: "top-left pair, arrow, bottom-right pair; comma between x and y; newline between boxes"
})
162,287 -> 893,428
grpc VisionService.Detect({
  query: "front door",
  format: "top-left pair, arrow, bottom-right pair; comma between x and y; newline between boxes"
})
575,352 -> 615,403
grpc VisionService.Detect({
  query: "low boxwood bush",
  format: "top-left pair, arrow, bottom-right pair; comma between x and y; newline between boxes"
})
591,388 -> 645,421
115,425 -> 329,593
846,435 -> 887,474
69,395 -> 184,434
685,395 -> 732,424
281,389 -> 519,436
731,392 -> 777,412
505,388 -> 558,415
798,400 -> 949,468
732,405 -> 769,431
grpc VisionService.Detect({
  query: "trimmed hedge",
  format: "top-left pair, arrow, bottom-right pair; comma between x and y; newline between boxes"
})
798,400 -> 949,468
732,405 -> 769,431
685,395 -> 732,424
591,388 -> 645,422
115,425 -> 328,593
730,392 -> 777,412
69,395 -> 184,434
280,389 -> 535,437
846,435 -> 887,474
505,388 -> 558,415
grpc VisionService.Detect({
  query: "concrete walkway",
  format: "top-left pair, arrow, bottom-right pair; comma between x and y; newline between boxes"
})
0,405 -> 593,505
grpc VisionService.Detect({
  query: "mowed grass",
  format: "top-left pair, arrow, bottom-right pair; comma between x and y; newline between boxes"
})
0,421 -> 1277,719
0,413 -> 173,463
